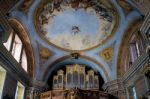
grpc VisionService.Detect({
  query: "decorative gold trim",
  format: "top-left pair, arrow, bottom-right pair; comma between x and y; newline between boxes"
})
118,0 -> 133,17
18,0 -> 34,11
39,47 -> 53,63
141,64 -> 150,74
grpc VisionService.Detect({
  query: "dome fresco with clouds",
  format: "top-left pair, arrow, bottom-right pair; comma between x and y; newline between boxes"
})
37,0 -> 116,50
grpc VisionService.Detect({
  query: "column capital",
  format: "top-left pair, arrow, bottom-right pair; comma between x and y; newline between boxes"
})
30,79 -> 49,91
103,79 -> 126,99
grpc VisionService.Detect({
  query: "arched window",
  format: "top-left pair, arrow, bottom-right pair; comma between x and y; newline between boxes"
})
132,87 -> 137,99
3,31 -> 13,51
3,32 -> 28,72
11,34 -> 22,62
0,65 -> 6,98
15,82 -> 25,99
124,54 -> 129,72
128,33 -> 143,67
129,42 -> 140,62
20,49 -> 27,72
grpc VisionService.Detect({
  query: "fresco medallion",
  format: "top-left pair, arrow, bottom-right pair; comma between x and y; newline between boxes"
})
36,0 -> 116,51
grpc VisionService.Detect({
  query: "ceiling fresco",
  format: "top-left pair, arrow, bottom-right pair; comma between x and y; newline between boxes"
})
36,0 -> 116,51
9,0 -> 142,82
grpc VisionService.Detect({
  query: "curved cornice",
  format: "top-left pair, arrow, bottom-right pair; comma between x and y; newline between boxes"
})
9,18 -> 35,78
43,54 -> 111,83
117,18 -> 142,78
33,0 -> 119,52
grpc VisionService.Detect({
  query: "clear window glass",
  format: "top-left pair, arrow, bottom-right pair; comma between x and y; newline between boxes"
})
129,43 -> 139,63
21,49 -> 27,72
124,55 -> 128,71
0,66 -> 6,99
15,82 -> 25,99
12,34 -> 22,62
133,87 -> 137,99
135,42 -> 140,57
3,32 -> 13,51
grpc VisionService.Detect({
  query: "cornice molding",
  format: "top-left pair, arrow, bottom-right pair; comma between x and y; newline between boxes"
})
122,52 -> 149,82
30,79 -> 49,91
140,11 -> 150,44
0,44 -> 31,86
103,78 -> 126,97
140,63 -> 150,74
0,11 -> 13,43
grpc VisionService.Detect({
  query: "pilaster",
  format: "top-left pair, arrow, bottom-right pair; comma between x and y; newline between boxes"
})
26,79 -> 49,99
103,79 -> 126,99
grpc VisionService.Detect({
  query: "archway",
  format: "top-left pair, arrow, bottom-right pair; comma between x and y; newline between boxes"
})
117,19 -> 144,78
43,55 -> 111,91
8,19 -> 35,77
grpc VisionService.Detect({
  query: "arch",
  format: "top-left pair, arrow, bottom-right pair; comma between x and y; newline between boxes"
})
43,55 -> 111,83
8,18 -> 35,78
117,18 -> 145,78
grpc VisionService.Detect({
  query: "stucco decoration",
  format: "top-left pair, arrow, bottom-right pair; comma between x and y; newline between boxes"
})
40,47 -> 53,63
36,0 -> 116,51
100,47 -> 113,62
118,0 -> 133,15
19,0 -> 33,11
99,42 -> 115,68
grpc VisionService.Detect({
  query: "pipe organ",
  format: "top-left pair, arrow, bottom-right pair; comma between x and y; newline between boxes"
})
52,64 -> 99,90
40,64 -> 118,99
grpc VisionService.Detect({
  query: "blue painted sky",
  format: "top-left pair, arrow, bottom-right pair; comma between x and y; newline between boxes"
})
47,8 -> 99,38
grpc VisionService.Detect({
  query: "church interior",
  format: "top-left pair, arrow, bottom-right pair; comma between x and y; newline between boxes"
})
0,0 -> 150,99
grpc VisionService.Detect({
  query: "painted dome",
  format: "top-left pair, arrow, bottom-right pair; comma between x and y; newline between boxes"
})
36,0 -> 117,51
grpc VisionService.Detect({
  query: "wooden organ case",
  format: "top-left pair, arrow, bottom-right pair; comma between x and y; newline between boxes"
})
40,64 -> 118,99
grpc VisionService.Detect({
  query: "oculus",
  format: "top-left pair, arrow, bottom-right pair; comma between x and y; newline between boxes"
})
36,0 -> 116,51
